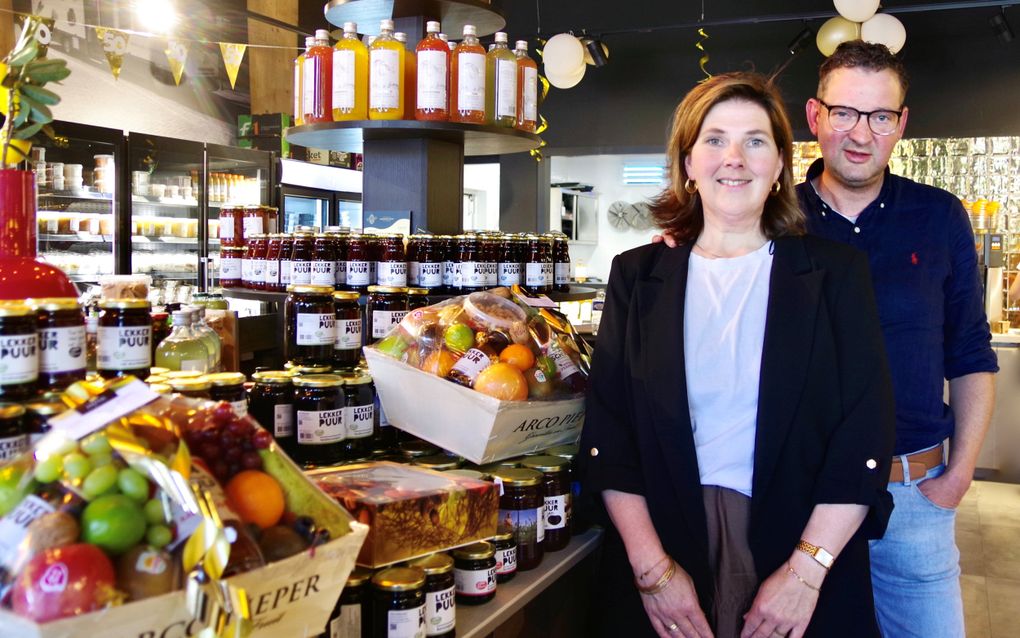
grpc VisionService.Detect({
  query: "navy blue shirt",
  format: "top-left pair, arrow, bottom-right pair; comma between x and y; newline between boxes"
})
796,159 -> 998,455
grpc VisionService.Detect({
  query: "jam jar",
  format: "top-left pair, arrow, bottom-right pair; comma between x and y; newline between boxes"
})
524,235 -> 551,293
264,234 -> 284,291
416,235 -> 444,290
312,233 -> 337,287
0,302 -> 38,400
490,531 -> 518,583
242,204 -> 265,239
97,299 -> 152,380
406,288 -> 430,312
293,374 -> 346,467
545,444 -> 583,534
290,231 -> 315,286
284,362 -> 333,375
23,399 -> 66,446
479,234 -> 498,288
249,371 -> 296,457
366,286 -> 408,345
220,247 -> 243,288
497,236 -> 522,287
553,233 -> 571,292
376,234 -> 407,287
490,468 -> 544,570
240,240 -> 254,288
279,234 -> 295,289
0,403 -> 28,463
333,291 -> 364,371
285,285 -> 336,367
327,566 -> 372,638
345,234 -> 372,293
168,377 -> 212,400
206,372 -> 248,416
440,236 -> 456,293
330,230 -> 349,289
521,455 -> 571,552
454,234 -> 485,291
397,439 -> 440,462
452,542 -> 497,604
32,297 -> 86,391
249,234 -> 269,290
411,454 -> 460,471
371,567 -> 426,638
406,235 -> 421,286
341,373 -> 375,459
218,205 -> 244,247
366,234 -> 381,286
261,205 -> 279,234
406,554 -> 456,637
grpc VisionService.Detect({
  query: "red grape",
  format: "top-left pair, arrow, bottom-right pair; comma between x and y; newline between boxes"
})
224,447 -> 242,463
211,460 -> 230,481
198,442 -> 222,460
226,419 -> 252,437
241,452 -> 263,470
251,430 -> 272,450
211,403 -> 235,426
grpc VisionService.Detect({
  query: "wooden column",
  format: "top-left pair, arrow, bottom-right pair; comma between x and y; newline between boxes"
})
247,0 -> 298,115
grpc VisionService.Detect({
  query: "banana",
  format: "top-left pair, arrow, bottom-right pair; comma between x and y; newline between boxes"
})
258,450 -> 353,540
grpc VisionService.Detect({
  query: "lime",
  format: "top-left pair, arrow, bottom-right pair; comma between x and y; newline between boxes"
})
376,333 -> 409,358
443,323 -> 475,353
81,494 -> 147,555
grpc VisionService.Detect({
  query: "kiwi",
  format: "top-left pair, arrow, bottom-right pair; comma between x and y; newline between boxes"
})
116,545 -> 178,601
258,525 -> 309,563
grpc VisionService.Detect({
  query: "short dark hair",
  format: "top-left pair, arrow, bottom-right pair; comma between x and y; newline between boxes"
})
648,72 -> 805,244
819,40 -> 910,102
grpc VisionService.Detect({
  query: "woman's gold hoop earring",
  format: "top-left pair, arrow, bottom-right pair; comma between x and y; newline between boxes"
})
770,181 -> 781,195
684,179 -> 698,194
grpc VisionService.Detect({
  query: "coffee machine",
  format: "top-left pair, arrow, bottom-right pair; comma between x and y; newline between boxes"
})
977,232 -> 1005,325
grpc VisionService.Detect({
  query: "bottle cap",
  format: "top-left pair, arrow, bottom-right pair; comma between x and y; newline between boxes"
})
171,310 -> 189,324
305,36 -> 315,48
494,31 -> 507,43
380,19 -> 394,31
426,21 -> 440,33
438,33 -> 448,42
343,21 -> 357,33
516,40 -> 528,51
463,24 -> 476,36
315,29 -> 330,41
394,32 -> 407,43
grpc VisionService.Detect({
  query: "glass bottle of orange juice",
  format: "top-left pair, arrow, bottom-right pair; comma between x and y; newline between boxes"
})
369,19 -> 404,120
415,21 -> 449,121
332,22 -> 368,121
450,25 -> 485,124
515,40 -> 538,133
302,30 -> 333,124
294,36 -> 314,126
394,32 -> 416,119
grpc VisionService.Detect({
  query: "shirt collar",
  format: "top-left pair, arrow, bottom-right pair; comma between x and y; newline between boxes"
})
802,158 -> 896,223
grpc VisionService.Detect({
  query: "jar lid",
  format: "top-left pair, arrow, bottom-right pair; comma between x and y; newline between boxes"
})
406,553 -> 454,575
150,367 -> 171,376
342,374 -> 373,386
346,566 -> 373,587
0,403 -> 27,420
333,291 -> 360,302
164,370 -> 204,380
476,459 -> 521,474
406,288 -> 429,296
445,469 -> 489,481
204,372 -> 246,387
411,454 -> 460,471
520,455 -> 569,473
0,301 -> 35,317
542,444 -> 578,460
398,440 -> 440,459
314,233 -> 330,238
145,375 -> 168,385
287,285 -> 335,295
284,363 -> 333,375
168,378 -> 212,392
452,541 -> 495,561
252,371 -> 294,385
293,374 -> 345,388
27,297 -> 81,312
23,400 -> 66,417
150,383 -> 173,395
490,531 -> 514,543
99,299 -> 151,310
222,246 -> 245,253
367,286 -> 409,294
372,566 -> 426,591
489,467 -> 542,487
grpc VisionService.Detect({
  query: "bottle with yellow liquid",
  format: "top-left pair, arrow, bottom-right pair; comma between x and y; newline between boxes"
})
485,32 -> 517,127
332,21 -> 368,121
515,40 -> 538,133
394,32 -> 416,119
369,19 -> 404,120
294,36 -> 314,126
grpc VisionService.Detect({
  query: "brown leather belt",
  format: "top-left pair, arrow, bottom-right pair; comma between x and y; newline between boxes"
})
888,445 -> 945,483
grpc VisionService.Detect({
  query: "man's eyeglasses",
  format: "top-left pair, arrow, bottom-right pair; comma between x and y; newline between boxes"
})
815,99 -> 903,136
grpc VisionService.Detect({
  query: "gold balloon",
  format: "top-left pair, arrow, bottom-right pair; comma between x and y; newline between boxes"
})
816,16 -> 861,57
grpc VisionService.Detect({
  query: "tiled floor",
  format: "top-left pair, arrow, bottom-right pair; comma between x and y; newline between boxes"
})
959,480 -> 1020,637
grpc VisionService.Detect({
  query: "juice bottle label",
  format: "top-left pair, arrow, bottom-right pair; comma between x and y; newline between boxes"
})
419,262 -> 443,288
332,49 -> 356,110
457,52 -> 485,111
496,58 -> 517,118
311,260 -> 336,286
221,255 -> 241,280
417,49 -> 447,110
302,57 -> 316,116
555,262 -> 570,285
335,260 -> 347,286
498,262 -> 521,286
369,48 -> 400,110
454,261 -> 486,288
523,66 -> 538,121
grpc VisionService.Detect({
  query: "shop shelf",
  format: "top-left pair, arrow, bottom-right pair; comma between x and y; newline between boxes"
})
324,0 -> 505,37
285,120 -> 541,156
220,284 -> 596,303
221,288 -> 290,302
38,190 -> 113,201
66,273 -> 110,282
139,271 -> 200,280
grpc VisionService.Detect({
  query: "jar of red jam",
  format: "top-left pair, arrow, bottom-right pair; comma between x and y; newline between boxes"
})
219,205 -> 244,247
220,246 -> 243,288
454,234 -> 485,291
311,233 -> 337,288
0,302 -> 39,401
333,291 -> 363,371
290,232 -> 315,286
376,234 -> 407,287
279,234 -> 295,289
285,285 -> 336,367
242,204 -> 265,240
261,205 -> 279,234
406,235 -> 421,286
263,234 -> 283,291
367,235 -> 382,286
417,234 -> 444,290
240,241 -> 253,289
480,235 -> 498,288
97,299 -> 152,380
498,236 -> 521,286
31,297 -> 86,392
328,229 -> 349,289
441,236 -> 456,293
366,286 -> 408,345
520,455 -> 571,552
491,468 -> 544,570
345,234 -> 372,293
249,371 -> 296,457
250,234 -> 268,290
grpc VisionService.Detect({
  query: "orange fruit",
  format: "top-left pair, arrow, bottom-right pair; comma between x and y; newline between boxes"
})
225,470 -> 285,529
422,349 -> 458,377
499,343 -> 535,372
474,362 -> 528,401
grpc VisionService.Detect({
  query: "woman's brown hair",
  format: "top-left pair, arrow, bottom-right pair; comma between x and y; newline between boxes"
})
648,72 -> 805,243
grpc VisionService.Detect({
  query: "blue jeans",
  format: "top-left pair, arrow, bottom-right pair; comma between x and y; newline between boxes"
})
869,459 -> 964,638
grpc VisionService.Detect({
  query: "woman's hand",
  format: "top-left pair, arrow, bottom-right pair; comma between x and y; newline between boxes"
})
639,562 -> 714,638
739,560 -> 821,638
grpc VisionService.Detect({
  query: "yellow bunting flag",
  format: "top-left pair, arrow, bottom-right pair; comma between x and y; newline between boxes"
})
165,39 -> 188,85
25,15 -> 55,58
219,43 -> 246,90
696,28 -> 711,83
95,27 -> 130,79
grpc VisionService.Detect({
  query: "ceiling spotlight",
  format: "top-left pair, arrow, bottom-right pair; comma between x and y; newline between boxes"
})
787,27 -> 814,55
990,10 -> 1014,44
136,0 -> 178,34
582,37 -> 609,67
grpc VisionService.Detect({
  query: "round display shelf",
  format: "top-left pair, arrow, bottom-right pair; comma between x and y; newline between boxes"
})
285,120 -> 541,156
221,285 -> 595,303
324,0 -> 505,37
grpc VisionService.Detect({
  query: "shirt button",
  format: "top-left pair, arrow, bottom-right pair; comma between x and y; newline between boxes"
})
866,459 -> 878,469
880,203 -> 885,208
590,447 -> 599,457
854,227 -> 861,234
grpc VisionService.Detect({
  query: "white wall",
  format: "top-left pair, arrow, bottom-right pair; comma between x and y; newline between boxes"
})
463,163 -> 501,231
550,154 -> 665,281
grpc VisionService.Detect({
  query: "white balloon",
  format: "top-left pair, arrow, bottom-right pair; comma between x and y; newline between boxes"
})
833,0 -> 880,24
861,13 -> 907,54
545,63 -> 586,89
543,33 -> 585,76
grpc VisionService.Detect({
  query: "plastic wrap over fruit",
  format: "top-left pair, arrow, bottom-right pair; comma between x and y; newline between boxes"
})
369,287 -> 591,401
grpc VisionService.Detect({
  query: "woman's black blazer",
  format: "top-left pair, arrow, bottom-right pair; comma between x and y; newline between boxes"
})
580,235 -> 896,637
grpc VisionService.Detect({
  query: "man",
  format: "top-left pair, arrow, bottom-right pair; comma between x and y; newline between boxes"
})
660,41 -> 997,636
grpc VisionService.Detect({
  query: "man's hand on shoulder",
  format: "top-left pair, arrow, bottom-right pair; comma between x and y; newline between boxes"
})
651,231 -> 679,248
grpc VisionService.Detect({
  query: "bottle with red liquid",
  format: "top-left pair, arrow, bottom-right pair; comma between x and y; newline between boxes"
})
450,25 -> 486,123
302,29 -> 333,124
553,234 -> 571,293
415,21 -> 449,121
279,234 -> 295,290
265,234 -> 283,291
250,234 -> 268,291
291,231 -> 315,286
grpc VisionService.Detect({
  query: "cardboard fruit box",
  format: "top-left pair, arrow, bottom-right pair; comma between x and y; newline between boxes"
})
364,348 -> 586,464
310,462 -> 499,568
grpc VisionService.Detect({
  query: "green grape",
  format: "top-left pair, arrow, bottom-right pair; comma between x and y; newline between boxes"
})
33,455 -> 63,483
81,434 -> 112,456
117,468 -> 150,502
82,464 -> 119,499
144,497 -> 168,525
146,524 -> 173,549
89,452 -> 114,468
62,453 -> 92,480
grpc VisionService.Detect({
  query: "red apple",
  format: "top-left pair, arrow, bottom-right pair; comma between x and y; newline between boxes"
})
11,543 -> 117,622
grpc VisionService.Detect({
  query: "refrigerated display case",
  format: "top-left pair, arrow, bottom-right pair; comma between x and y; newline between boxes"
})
277,158 -> 361,231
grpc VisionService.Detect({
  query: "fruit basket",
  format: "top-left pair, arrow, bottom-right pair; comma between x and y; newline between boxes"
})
0,378 -> 368,638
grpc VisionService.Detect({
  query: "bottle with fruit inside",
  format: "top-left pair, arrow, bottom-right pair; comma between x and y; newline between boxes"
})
155,310 -> 209,373
485,32 -> 517,127
332,22 -> 368,121
515,40 -> 539,133
450,25 -> 486,123
415,21 -> 449,121
369,20 -> 404,120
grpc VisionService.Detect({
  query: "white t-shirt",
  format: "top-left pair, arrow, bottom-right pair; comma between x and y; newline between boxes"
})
683,241 -> 773,497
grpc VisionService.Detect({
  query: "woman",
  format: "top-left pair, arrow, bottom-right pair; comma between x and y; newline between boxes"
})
580,72 -> 895,638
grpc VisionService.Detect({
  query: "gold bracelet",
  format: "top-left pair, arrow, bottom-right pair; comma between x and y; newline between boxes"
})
636,555 -> 671,582
637,559 -> 676,596
786,563 -> 820,593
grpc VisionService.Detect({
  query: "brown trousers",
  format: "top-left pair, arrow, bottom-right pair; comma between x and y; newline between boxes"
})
703,485 -> 759,638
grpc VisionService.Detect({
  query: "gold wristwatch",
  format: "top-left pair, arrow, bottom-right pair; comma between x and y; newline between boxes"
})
796,540 -> 834,570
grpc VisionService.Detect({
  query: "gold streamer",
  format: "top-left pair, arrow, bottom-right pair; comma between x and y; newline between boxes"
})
695,28 -> 711,83
20,15 -> 54,58
165,39 -> 188,86
95,27 -> 129,79
219,43 -> 246,90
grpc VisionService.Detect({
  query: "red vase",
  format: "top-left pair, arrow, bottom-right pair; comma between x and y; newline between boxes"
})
0,168 -> 79,299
